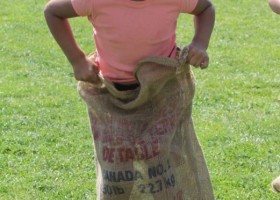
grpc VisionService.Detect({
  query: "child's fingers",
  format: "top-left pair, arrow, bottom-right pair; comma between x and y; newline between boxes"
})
186,45 -> 209,68
199,57 -> 209,69
188,53 -> 209,68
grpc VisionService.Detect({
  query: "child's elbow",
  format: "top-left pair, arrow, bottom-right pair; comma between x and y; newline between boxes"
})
268,0 -> 280,14
44,1 -> 60,19
44,2 -> 54,18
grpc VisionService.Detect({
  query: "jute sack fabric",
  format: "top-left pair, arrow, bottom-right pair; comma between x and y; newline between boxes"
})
78,47 -> 214,200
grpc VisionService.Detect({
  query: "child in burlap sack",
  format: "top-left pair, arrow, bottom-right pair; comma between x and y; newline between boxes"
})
44,0 -> 215,199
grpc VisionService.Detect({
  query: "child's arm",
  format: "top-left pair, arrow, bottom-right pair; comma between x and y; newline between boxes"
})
44,0 -> 99,83
268,0 -> 280,14
187,0 -> 215,69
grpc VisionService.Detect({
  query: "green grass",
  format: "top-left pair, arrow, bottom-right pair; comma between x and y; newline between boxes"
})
0,0 -> 279,199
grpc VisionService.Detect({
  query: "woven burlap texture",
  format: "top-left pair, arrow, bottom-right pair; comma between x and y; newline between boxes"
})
78,47 -> 214,200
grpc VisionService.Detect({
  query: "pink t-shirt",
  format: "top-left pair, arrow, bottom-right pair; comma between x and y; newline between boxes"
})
71,0 -> 198,83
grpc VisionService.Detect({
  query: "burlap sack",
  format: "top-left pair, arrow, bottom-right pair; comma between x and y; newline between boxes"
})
78,47 -> 214,200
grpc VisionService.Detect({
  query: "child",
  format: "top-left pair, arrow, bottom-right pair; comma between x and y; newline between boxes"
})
44,0 -> 215,85
44,0 -> 215,199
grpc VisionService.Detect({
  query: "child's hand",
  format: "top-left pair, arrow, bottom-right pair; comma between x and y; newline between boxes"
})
186,43 -> 209,69
71,56 -> 99,84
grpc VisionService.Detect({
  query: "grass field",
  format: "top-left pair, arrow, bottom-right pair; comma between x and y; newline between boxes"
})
0,0 -> 279,199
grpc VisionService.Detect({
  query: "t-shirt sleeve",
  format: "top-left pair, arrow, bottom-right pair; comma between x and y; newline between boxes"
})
71,0 -> 94,16
181,0 -> 199,13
